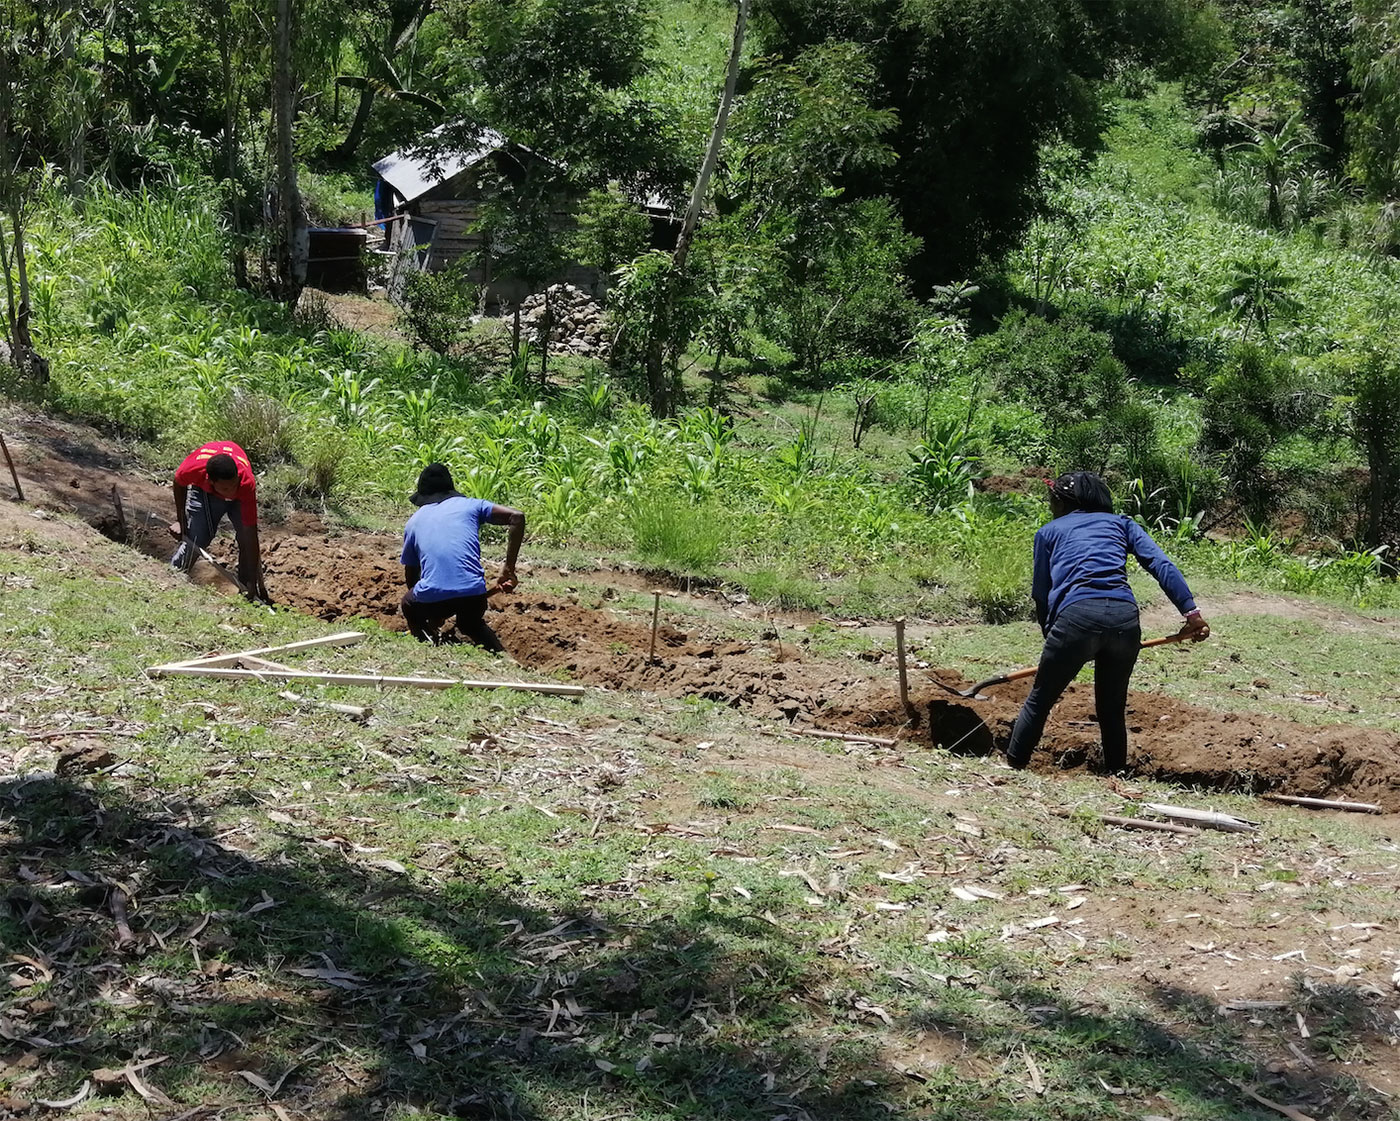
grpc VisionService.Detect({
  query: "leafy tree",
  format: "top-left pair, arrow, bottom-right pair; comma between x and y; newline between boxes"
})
1353,348 -> 1400,547
1213,251 -> 1302,341
570,186 -> 651,277
751,0 -> 1219,286
1349,0 -> 1400,200
1228,108 -> 1322,229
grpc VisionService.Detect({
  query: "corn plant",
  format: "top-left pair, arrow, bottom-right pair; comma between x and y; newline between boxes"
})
321,369 -> 383,429
396,385 -> 442,441
573,369 -> 614,425
906,422 -> 978,512
536,478 -> 590,542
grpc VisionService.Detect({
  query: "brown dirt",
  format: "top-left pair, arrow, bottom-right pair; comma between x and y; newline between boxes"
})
7,406 -> 1400,809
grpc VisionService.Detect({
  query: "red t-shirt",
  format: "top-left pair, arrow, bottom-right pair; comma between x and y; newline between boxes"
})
174,441 -> 258,526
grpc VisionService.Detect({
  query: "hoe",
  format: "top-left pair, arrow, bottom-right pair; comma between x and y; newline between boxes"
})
937,632 -> 1193,700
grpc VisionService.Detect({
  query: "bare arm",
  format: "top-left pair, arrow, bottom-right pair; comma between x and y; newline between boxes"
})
488,505 -> 525,590
171,483 -> 189,538
236,523 -> 268,600
404,561 -> 421,589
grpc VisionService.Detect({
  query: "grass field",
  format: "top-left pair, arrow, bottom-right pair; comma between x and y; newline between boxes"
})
4,483 -> 1400,1121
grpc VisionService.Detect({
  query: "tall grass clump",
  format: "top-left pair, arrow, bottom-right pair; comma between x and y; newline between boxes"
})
632,496 -> 726,574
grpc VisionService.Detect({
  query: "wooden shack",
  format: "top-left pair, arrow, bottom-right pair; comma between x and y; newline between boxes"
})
372,126 -> 679,308
373,127 -> 594,307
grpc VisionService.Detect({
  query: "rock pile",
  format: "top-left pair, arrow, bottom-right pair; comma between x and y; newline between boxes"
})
518,284 -> 610,358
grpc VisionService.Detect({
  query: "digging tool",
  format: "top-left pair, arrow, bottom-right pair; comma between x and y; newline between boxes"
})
185,538 -> 274,611
936,632 -> 1196,700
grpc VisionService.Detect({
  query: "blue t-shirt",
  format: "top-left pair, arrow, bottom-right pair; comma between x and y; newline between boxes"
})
400,496 -> 496,601
1032,511 -> 1197,633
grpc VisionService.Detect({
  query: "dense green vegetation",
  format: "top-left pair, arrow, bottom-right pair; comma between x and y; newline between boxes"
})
3,0 -> 1400,617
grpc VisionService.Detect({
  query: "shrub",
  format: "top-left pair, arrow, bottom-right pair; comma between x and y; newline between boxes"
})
1200,343 -> 1317,519
972,311 -> 1129,442
218,390 -> 297,466
398,260 -> 478,355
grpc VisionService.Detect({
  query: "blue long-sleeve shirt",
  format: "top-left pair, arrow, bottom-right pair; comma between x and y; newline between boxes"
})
1031,511 -> 1197,633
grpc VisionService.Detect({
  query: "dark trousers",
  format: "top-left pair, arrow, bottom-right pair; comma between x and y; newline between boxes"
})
1006,597 -> 1141,772
171,487 -> 248,573
401,590 -> 503,652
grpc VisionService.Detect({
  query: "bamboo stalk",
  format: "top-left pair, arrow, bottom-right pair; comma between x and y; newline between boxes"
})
1142,802 -> 1257,833
159,632 -> 366,669
793,727 -> 897,746
148,663 -> 585,696
1260,793 -> 1382,814
648,589 -> 661,663
0,430 -> 22,502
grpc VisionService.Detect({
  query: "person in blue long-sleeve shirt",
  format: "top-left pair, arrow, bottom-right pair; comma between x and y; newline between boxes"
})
1004,471 -> 1210,773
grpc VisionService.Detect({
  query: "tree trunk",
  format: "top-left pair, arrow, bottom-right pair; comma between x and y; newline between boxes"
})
337,84 -> 378,161
0,43 -> 35,378
213,2 -> 248,288
643,0 -> 749,417
539,286 -> 551,387
273,0 -> 308,303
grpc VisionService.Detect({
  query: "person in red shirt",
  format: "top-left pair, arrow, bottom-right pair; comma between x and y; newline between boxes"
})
167,441 -> 269,601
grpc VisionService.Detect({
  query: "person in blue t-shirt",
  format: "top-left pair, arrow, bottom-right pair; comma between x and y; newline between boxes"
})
399,463 -> 526,649
1004,470 -> 1210,774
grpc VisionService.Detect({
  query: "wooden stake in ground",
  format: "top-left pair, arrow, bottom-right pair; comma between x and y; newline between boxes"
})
0,430 -> 22,502
110,485 -> 127,541
649,590 -> 662,663
894,616 -> 915,722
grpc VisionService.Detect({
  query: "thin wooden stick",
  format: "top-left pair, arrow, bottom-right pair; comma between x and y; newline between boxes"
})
1099,813 -> 1201,836
648,590 -> 661,663
793,727 -> 897,746
894,616 -> 913,717
0,430 -> 22,501
158,632 -> 366,669
148,663 -> 586,696
1225,1079 -> 1319,1121
1261,793 -> 1382,814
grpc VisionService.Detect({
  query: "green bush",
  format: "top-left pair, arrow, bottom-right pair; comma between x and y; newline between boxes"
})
398,260 -> 478,355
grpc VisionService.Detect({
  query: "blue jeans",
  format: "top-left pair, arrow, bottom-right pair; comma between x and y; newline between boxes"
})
171,486 -> 247,572
1006,597 -> 1141,772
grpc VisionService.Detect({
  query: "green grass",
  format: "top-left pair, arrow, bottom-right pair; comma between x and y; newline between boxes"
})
5,516 -> 1400,1118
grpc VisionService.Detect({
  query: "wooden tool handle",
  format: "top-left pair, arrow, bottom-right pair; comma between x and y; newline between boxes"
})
1140,632 -> 1191,649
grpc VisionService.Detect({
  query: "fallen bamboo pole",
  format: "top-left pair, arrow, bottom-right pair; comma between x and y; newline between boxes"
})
1260,793 -> 1382,814
148,663 -> 586,696
157,632 -> 366,670
278,689 -> 371,719
793,727 -> 897,747
1142,802 -> 1257,833
0,431 -> 22,502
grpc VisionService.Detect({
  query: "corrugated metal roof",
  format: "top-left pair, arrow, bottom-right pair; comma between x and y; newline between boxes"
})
372,125 -> 506,203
